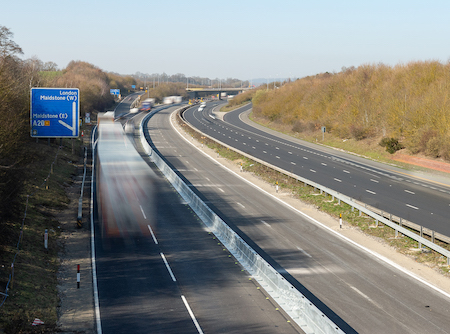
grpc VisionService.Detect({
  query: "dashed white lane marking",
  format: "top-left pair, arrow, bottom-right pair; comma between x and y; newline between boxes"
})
181,295 -> 204,334
297,247 -> 312,258
140,205 -> 147,219
334,178 -> 342,182
406,204 -> 419,210
405,190 -> 415,195
370,179 -> 379,183
148,224 -> 158,244
261,220 -> 271,227
366,189 -> 376,195
161,253 -> 176,281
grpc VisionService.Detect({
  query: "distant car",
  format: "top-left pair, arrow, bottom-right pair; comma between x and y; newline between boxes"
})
198,106 -> 204,112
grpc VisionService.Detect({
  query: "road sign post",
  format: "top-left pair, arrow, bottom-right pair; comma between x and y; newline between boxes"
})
30,88 -> 80,138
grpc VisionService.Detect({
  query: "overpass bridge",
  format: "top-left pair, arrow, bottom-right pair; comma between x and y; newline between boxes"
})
186,87 -> 251,100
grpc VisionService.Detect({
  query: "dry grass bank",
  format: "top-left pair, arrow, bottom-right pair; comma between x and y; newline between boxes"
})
252,61 -> 450,161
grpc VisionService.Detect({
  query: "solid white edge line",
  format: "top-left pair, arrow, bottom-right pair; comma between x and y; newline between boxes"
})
148,224 -> 158,244
91,128 -> 102,334
181,295 -> 204,334
160,252 -> 177,282
170,109 -> 450,301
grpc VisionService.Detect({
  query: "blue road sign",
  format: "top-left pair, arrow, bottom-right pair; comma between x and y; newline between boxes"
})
110,89 -> 120,95
30,88 -> 80,138
131,85 -> 136,89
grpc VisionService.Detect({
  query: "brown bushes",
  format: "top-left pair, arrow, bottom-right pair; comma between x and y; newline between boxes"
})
252,61 -> 450,160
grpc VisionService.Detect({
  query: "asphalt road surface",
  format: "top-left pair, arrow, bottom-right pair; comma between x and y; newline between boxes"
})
145,104 -> 450,334
93,106 -> 301,334
183,102 -> 450,238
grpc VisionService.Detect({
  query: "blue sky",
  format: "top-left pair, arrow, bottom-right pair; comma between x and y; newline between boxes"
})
2,0 -> 449,81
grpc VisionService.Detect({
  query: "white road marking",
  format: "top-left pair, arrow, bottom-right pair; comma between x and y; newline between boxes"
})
291,162 -> 296,165
276,156 -> 280,159
160,253 -> 176,281
169,108 -> 450,302
303,156 -> 308,160
366,190 -> 376,195
148,224 -> 158,244
288,151 -> 293,154
218,187 -> 225,193
261,220 -> 271,227
406,204 -> 419,210
181,295 -> 204,334
350,286 -> 382,309
237,202 -> 245,208
310,169 -> 316,173
321,163 -> 327,166
370,179 -> 379,183
334,178 -> 342,182
343,170 -> 350,173
297,247 -> 312,258
404,190 -> 415,195
140,205 -> 147,219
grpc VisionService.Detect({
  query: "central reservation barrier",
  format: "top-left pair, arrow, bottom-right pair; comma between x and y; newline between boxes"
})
139,107 -> 345,334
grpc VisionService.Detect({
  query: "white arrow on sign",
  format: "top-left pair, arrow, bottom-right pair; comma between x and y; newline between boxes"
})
58,102 -> 77,136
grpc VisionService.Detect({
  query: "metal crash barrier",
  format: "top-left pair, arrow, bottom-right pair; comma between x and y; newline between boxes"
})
139,107 -> 345,334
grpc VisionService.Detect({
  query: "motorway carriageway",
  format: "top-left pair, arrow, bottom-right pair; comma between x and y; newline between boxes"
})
183,102 -> 450,239
93,103 -> 302,334
144,104 -> 450,333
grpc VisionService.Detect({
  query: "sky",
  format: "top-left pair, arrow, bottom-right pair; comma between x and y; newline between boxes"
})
2,0 -> 450,81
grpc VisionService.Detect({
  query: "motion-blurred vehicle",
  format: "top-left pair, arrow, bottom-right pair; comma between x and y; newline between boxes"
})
140,98 -> 155,112
163,96 -> 183,104
96,112 -> 156,239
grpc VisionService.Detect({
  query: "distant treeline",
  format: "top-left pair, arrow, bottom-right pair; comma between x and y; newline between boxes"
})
251,61 -> 450,160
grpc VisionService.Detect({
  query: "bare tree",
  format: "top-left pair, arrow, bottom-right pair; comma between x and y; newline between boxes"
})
0,26 -> 23,58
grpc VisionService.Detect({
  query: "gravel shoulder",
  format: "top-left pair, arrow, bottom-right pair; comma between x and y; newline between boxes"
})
56,142 -> 94,334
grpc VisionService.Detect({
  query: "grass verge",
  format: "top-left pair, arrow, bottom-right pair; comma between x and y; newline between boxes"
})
178,113 -> 450,277
0,137 -> 83,334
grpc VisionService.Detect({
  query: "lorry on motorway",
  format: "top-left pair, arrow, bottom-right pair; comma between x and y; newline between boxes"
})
139,98 -> 155,112
163,96 -> 183,104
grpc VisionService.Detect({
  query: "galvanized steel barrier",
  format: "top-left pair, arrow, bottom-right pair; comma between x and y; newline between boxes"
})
179,108 -> 450,266
139,108 -> 345,334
